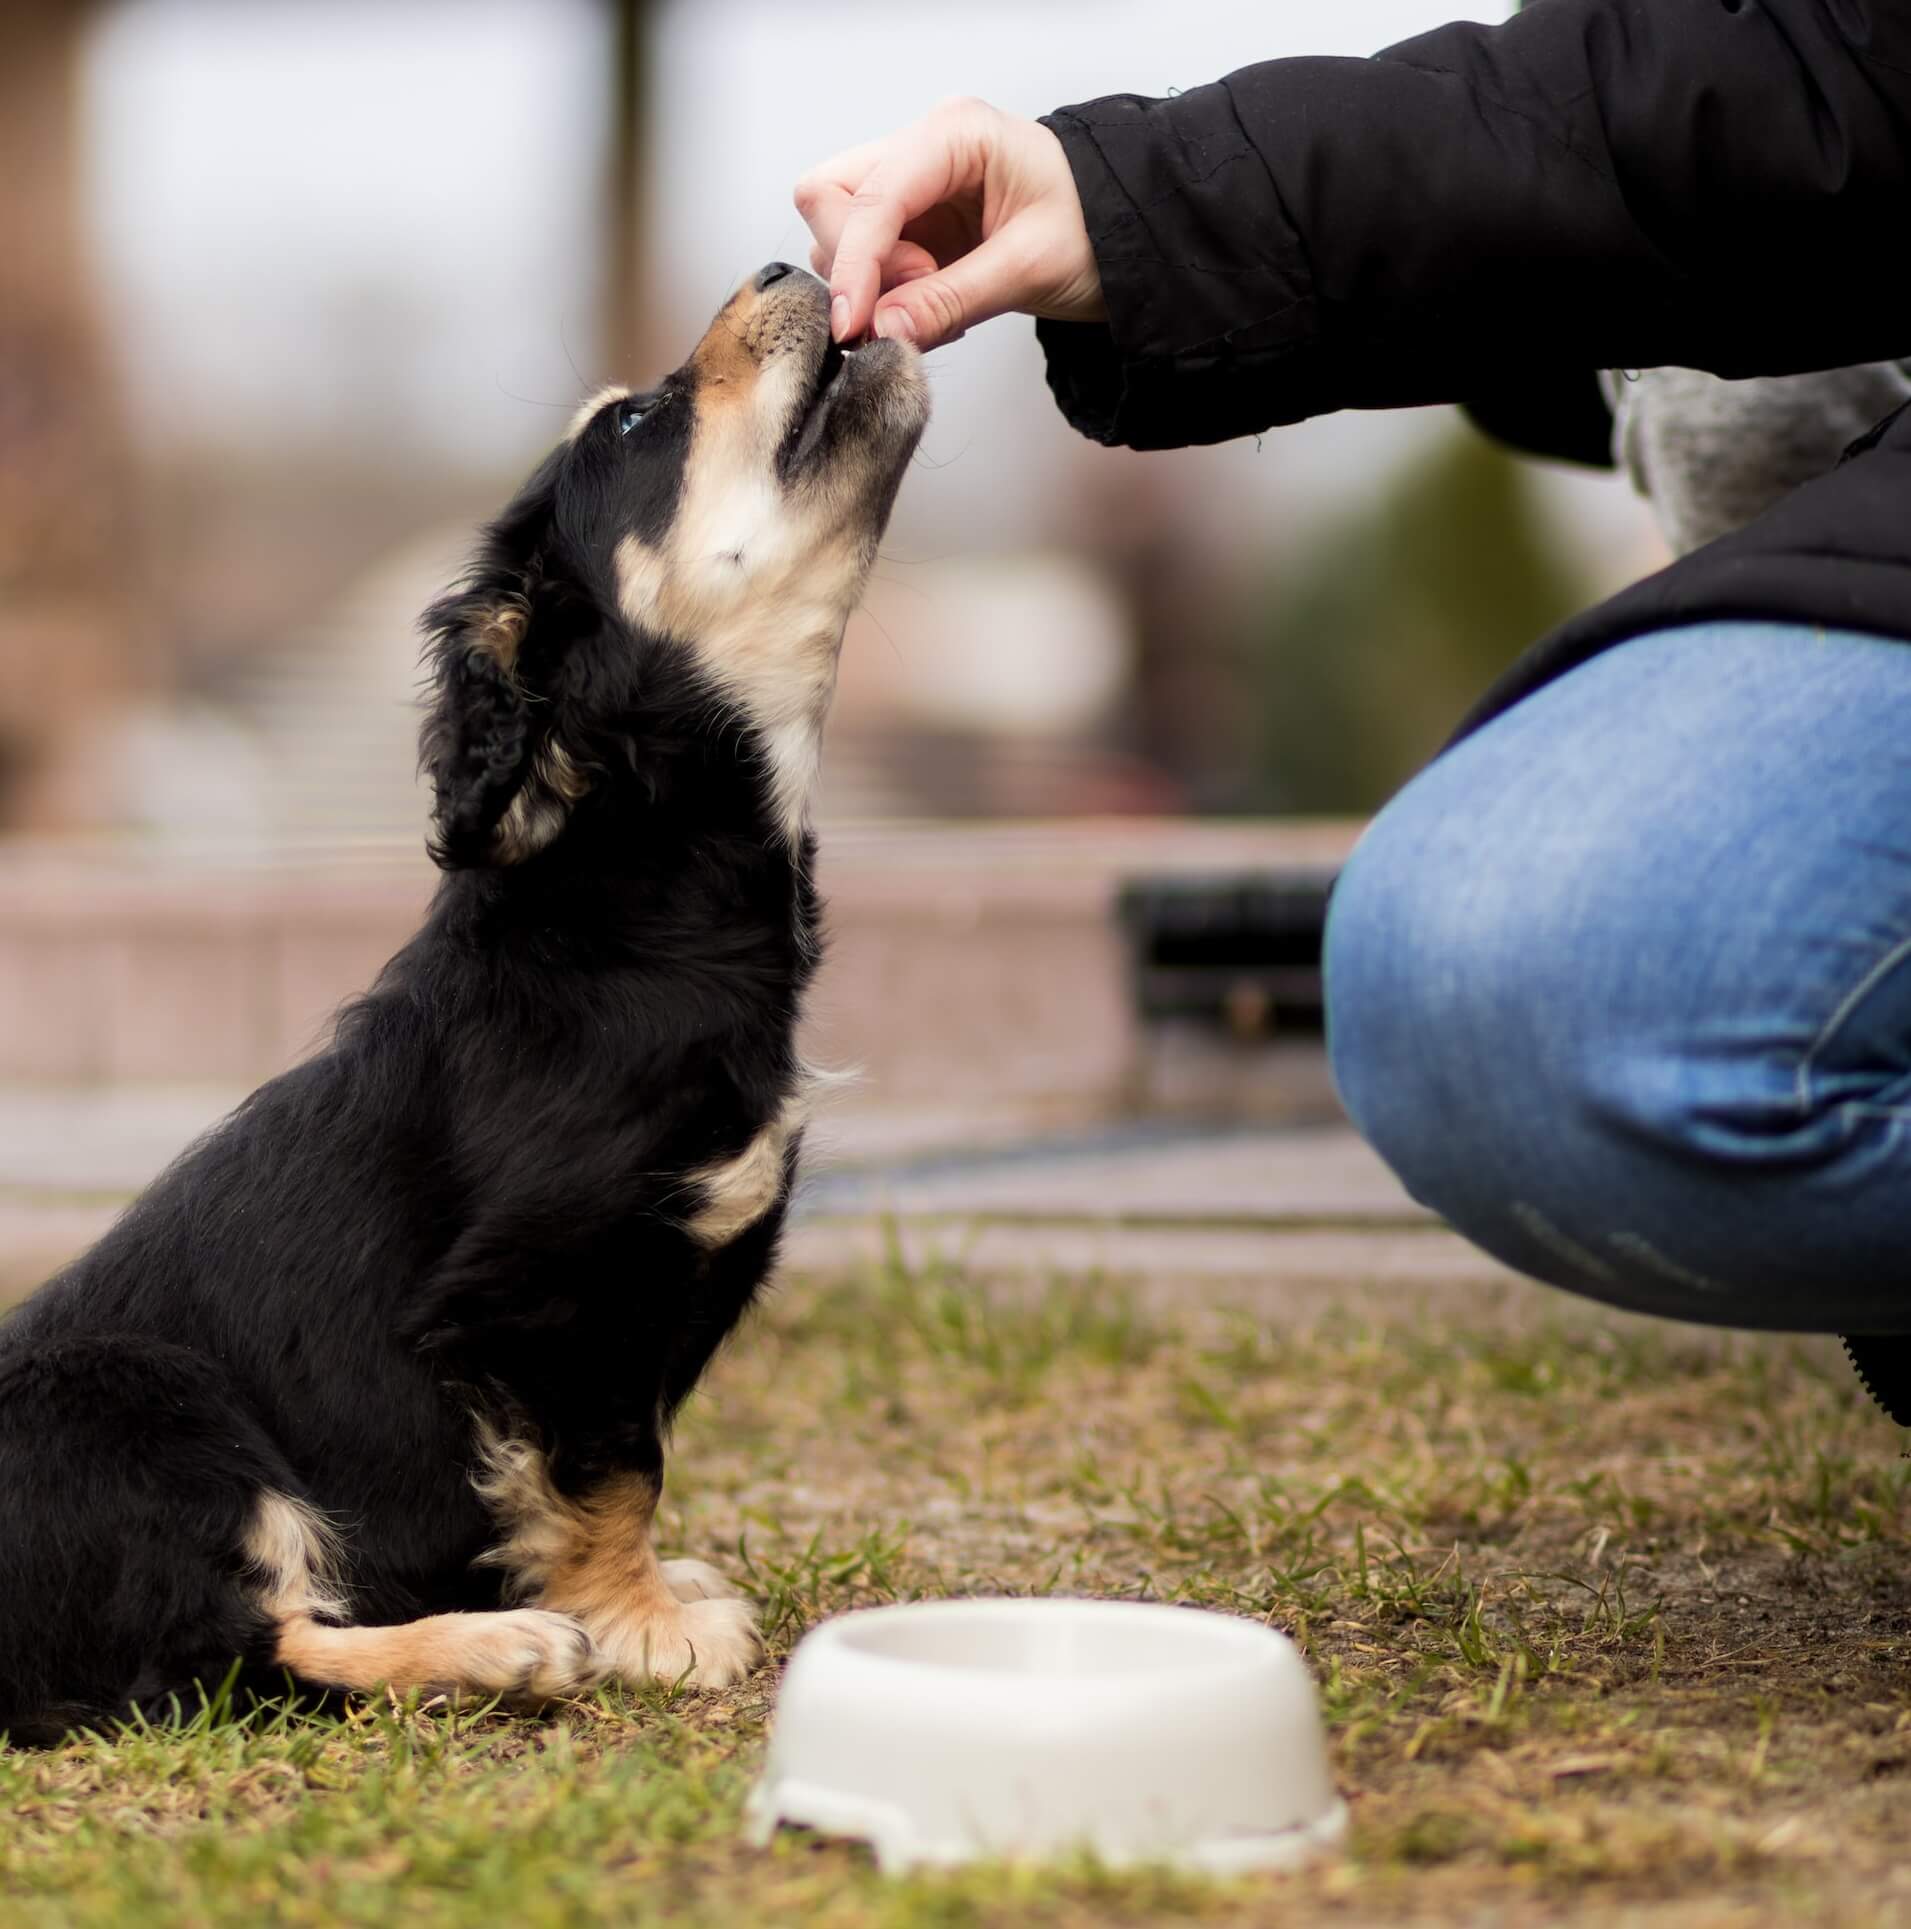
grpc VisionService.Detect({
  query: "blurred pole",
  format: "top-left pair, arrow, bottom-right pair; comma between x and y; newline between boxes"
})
602,0 -> 664,384
0,0 -> 140,832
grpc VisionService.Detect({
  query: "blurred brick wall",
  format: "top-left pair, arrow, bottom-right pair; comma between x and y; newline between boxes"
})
0,823 -> 1360,1121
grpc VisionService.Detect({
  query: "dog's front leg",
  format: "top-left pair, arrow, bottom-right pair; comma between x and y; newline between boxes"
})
476,1441 -> 760,1689
545,1473 -> 761,1689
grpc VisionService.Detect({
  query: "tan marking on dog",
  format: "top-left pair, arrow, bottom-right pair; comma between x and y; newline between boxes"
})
566,384 -> 632,445
442,589 -> 591,862
470,1425 -> 578,1593
472,1431 -> 759,1688
467,598 -> 529,669
248,1486 -> 595,1703
243,1490 -> 350,1624
688,297 -> 762,391
684,1088 -> 809,1247
491,734 -> 591,864
274,1608 -> 597,1700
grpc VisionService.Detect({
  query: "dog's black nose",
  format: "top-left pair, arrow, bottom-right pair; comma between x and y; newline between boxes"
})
754,261 -> 798,291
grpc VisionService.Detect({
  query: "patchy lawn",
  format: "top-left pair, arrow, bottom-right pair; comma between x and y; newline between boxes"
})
6,1248 -> 1911,1924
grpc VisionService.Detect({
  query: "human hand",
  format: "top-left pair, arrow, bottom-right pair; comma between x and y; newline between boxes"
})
795,97 -> 1105,351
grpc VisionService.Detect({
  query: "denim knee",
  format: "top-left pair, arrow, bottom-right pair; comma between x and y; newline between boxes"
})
1324,788 -> 1702,1304
1326,767 -> 1911,1201
1323,798 -> 1521,1222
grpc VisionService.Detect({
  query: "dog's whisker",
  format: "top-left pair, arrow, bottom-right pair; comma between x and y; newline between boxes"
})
909,438 -> 971,471
853,600 -> 907,668
492,378 -> 579,411
866,570 -> 940,610
557,312 -> 595,396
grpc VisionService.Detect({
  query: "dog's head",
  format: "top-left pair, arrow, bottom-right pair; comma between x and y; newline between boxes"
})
422,263 -> 928,868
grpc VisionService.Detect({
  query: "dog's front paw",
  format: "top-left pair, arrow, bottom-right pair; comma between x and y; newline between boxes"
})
479,1608 -> 602,1700
674,1595 -> 761,1688
659,1557 -> 741,1604
592,1594 -> 762,1690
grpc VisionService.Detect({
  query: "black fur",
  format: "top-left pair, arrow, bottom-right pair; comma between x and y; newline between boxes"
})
0,353 -> 831,1742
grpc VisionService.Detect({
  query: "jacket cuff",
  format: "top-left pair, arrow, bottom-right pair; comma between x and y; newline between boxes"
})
1032,108 -> 1125,444
1037,88 -> 1318,452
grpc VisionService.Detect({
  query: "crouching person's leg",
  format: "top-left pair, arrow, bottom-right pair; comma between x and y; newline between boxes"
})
1324,621 -> 1911,1336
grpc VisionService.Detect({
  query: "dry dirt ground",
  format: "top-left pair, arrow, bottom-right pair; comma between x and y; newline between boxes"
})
6,1249 -> 1911,1925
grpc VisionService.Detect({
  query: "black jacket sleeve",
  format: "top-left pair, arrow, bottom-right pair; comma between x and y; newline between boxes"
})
1455,0 -> 1617,470
1037,0 -> 1911,451
1460,374 -> 1615,469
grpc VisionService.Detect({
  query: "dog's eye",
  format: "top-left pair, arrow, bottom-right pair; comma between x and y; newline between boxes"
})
617,400 -> 648,436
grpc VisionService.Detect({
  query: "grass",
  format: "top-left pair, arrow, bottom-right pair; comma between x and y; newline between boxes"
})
8,1245 -> 1911,1924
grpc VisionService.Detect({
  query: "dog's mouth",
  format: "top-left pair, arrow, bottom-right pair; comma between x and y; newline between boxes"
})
782,335 -> 857,473
811,337 -> 849,411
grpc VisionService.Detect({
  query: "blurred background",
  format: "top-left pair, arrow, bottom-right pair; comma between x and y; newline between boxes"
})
0,0 -> 1672,1287
5,0 -> 1666,841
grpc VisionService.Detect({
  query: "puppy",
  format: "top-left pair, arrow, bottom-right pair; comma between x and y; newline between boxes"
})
0,264 -> 926,1744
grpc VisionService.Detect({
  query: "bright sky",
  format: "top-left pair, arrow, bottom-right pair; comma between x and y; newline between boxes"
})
84,0 -> 1505,474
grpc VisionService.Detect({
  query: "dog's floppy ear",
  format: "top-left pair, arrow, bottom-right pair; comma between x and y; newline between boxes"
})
420,481 -> 590,870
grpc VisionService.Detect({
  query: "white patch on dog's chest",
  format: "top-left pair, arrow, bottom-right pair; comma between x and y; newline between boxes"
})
683,1089 -> 808,1248
695,596 -> 845,844
614,423 -> 867,845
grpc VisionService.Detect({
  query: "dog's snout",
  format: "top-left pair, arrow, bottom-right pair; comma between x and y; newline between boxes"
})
753,261 -> 797,292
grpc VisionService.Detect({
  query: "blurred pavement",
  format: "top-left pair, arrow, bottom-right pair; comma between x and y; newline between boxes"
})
0,1082 -> 1519,1306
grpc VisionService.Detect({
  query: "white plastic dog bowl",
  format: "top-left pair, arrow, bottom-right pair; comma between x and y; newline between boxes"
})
744,1598 -> 1347,1875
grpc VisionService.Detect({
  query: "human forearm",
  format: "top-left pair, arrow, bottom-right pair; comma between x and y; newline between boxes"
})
1040,0 -> 1911,450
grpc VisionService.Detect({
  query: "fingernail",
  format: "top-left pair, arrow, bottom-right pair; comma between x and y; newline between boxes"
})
830,295 -> 850,341
873,307 -> 916,343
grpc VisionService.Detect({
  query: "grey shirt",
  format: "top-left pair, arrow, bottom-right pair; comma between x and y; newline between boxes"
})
1603,362 -> 1911,556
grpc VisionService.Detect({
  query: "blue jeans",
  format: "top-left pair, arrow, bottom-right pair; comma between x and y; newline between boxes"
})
1325,621 -> 1911,1333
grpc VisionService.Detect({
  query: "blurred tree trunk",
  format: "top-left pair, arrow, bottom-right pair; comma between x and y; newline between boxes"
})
0,0 -> 141,830
602,0 -> 665,386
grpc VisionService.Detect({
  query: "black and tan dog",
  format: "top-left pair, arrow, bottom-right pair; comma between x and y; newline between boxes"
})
0,265 -> 927,1744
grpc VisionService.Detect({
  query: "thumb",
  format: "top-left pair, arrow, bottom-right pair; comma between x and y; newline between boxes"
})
869,235 -> 1025,352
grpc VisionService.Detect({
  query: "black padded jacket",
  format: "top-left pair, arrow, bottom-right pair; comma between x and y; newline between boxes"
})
1034,0 -> 1911,738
